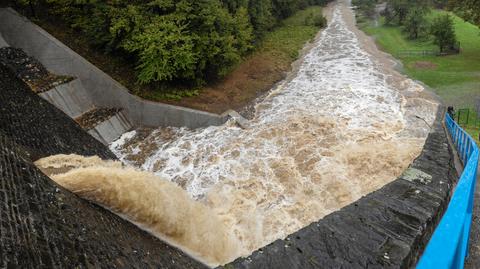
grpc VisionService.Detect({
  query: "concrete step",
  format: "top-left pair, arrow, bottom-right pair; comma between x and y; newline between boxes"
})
39,78 -> 95,118
0,32 -> 8,47
76,108 -> 133,145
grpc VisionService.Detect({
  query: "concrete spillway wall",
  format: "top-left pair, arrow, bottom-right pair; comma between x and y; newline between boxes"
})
0,32 -> 7,48
0,8 -> 228,129
39,79 -> 94,119
38,78 -> 134,144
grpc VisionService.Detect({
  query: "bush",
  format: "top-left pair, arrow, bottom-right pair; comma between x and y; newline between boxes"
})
313,13 -> 327,27
304,11 -> 326,27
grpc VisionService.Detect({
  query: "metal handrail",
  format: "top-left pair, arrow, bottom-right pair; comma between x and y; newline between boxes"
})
417,113 -> 479,269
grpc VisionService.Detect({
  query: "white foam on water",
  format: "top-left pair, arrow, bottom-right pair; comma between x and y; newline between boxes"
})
89,5 -> 436,266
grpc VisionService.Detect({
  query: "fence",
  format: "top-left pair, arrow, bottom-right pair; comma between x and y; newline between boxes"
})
397,42 -> 461,58
475,98 -> 480,119
455,108 -> 480,131
396,49 -> 438,57
417,113 -> 479,269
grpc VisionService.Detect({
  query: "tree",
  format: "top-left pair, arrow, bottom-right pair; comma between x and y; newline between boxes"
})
403,7 -> 429,39
430,14 -> 457,52
15,0 -> 37,16
448,0 -> 480,26
385,0 -> 431,25
382,5 -> 396,25
352,0 -> 376,19
248,0 -> 276,38
10,0 -> 332,86
389,0 -> 410,24
122,17 -> 198,84
233,7 -> 254,55
272,0 -> 299,20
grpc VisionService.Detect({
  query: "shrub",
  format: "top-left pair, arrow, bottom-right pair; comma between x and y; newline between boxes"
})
304,11 -> 326,27
313,13 -> 327,26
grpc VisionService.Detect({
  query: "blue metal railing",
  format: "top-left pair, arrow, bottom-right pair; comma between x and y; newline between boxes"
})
417,113 -> 479,269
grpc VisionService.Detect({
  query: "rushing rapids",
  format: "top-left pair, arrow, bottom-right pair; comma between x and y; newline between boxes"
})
37,2 -> 439,267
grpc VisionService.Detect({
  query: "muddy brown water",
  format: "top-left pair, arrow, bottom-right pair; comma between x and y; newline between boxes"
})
37,1 -> 439,267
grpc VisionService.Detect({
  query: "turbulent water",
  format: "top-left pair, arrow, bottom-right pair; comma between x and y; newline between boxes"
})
38,3 -> 439,267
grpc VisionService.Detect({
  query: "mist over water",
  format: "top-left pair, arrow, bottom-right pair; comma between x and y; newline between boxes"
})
38,4 -> 438,267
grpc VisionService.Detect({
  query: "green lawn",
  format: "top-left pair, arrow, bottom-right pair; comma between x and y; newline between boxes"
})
359,10 -> 480,143
362,10 -> 480,108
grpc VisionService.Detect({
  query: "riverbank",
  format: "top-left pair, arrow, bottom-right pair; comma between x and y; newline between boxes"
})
32,6 -> 328,114
357,8 -> 480,143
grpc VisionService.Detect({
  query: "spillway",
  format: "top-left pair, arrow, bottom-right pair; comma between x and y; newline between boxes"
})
102,3 -> 438,266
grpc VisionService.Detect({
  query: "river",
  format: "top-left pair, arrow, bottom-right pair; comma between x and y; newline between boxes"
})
37,1 -> 439,266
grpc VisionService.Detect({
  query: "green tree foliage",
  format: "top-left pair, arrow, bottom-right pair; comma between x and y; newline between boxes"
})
384,0 -> 430,25
403,7 -> 429,39
233,7 -> 254,54
304,9 -> 327,26
352,0 -> 377,19
12,0 -> 330,86
248,0 -> 276,38
433,0 -> 448,8
122,17 -> 197,84
430,14 -> 457,52
448,0 -> 480,26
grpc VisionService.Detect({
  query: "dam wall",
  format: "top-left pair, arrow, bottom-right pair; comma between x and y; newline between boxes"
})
0,6 -> 459,268
223,108 -> 457,268
0,8 -> 228,129
0,63 -> 205,268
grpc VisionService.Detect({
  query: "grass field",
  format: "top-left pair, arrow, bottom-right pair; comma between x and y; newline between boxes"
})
259,6 -> 324,64
359,10 -> 480,143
